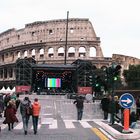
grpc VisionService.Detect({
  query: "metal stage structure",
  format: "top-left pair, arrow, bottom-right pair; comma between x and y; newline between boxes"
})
15,58 -> 95,95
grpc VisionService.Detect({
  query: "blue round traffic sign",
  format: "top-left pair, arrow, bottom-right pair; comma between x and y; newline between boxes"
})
119,93 -> 134,109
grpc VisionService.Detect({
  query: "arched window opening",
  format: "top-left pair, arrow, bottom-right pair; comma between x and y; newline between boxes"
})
70,28 -> 74,33
0,69 -> 3,78
2,55 -> 4,62
39,48 -> 44,55
101,66 -> 107,71
39,48 -> 44,59
89,47 -> 96,57
79,47 -> 86,57
32,49 -> 35,56
58,47 -> 64,57
17,51 -> 21,58
17,35 -> 20,40
49,29 -> 53,35
31,49 -> 35,59
24,50 -> 27,58
68,47 -> 75,57
48,48 -> 54,58
9,68 -> 13,78
4,68 -> 7,79
92,65 -> 97,70
10,52 -> 14,61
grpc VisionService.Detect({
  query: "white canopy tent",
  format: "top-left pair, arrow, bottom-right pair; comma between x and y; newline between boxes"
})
11,87 -> 16,92
0,87 -> 6,93
0,87 -> 13,94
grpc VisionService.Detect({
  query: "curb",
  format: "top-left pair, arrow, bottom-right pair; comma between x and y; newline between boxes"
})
97,121 -> 140,140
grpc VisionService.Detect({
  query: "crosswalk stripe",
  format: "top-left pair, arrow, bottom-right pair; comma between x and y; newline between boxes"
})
1,124 -> 7,130
49,120 -> 58,129
79,121 -> 92,128
64,120 -> 75,128
1,119 -> 95,130
14,122 -> 23,130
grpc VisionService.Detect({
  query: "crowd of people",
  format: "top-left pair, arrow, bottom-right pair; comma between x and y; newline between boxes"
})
0,93 -> 41,135
0,92 -> 139,135
101,94 -> 138,129
72,94 -> 139,130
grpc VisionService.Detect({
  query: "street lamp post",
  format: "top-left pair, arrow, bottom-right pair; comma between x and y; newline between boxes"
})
64,11 -> 69,65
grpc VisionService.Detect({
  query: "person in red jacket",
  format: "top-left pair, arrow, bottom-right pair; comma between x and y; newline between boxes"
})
32,98 -> 41,134
3,101 -> 18,131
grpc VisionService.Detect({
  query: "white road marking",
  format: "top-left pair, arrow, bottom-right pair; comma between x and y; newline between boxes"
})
49,120 -> 58,129
64,120 -> 75,128
79,121 -> 92,128
1,124 -> 7,130
14,122 -> 23,130
41,118 -> 53,124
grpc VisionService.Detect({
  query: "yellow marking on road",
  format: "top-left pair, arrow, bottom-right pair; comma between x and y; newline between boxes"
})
91,128 -> 109,140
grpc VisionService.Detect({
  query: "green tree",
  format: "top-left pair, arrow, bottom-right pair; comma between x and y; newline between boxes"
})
123,65 -> 140,89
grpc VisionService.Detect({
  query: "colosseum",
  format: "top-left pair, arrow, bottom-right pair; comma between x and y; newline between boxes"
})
0,18 -> 140,94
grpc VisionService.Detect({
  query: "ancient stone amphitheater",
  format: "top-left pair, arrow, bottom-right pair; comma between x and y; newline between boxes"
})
0,18 -> 140,89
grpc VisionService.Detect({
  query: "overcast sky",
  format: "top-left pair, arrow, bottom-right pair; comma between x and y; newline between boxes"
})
0,0 -> 140,58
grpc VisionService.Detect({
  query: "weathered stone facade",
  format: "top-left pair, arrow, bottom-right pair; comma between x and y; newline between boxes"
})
0,18 -> 140,88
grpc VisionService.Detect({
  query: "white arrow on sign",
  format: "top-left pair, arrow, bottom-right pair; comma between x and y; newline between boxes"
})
121,98 -> 132,104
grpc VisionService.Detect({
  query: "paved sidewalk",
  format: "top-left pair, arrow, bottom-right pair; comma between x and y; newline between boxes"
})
95,119 -> 140,140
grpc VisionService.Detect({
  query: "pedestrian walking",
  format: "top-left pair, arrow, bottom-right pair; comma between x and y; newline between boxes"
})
108,95 -> 120,125
4,93 -> 11,108
130,111 -> 137,129
101,95 -> 110,120
136,96 -> 140,120
32,98 -> 41,134
74,96 -> 84,120
15,93 -> 20,109
3,101 -> 18,131
0,94 -> 4,117
20,97 -> 32,135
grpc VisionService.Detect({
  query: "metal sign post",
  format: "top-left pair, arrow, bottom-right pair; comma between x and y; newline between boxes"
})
119,93 -> 134,133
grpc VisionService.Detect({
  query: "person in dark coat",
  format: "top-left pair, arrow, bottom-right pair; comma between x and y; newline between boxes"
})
4,94 -> 11,107
20,96 -> 31,135
3,102 -> 18,131
0,95 -> 4,117
130,111 -> 137,128
15,93 -> 20,109
101,95 -> 110,120
74,96 -> 84,120
136,96 -> 140,120
108,95 -> 121,125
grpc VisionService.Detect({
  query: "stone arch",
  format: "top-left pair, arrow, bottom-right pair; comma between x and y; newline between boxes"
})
24,50 -> 27,58
48,47 -> 54,58
89,47 -> 96,57
31,49 -> 35,56
39,48 -> 44,59
58,47 -> 64,57
92,65 -> 97,70
31,49 -> 36,59
17,51 -> 21,58
39,48 -> 44,55
101,66 -> 107,71
79,46 -> 86,57
68,47 -> 75,57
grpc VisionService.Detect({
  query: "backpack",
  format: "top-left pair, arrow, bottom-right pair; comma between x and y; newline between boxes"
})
26,106 -> 33,115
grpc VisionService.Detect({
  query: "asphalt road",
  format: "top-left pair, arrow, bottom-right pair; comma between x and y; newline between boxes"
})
0,95 -> 110,140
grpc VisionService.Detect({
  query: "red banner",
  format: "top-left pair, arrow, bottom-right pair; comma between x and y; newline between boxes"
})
16,86 -> 31,92
78,87 -> 92,94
